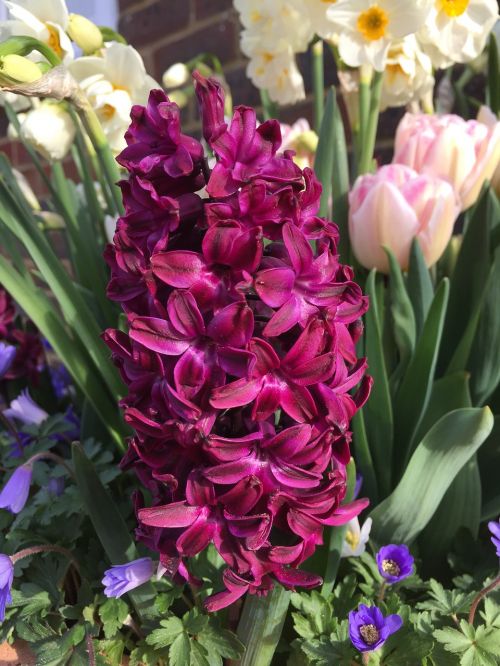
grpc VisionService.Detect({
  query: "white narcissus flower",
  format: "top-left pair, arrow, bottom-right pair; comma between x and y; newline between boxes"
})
20,101 -> 75,161
418,0 -> 498,69
341,517 -> 372,558
304,0 -> 339,41
280,118 -> 318,169
0,90 -> 31,112
380,35 -> 434,111
68,42 -> 158,154
246,45 -> 305,105
327,0 -> 432,71
1,0 -> 74,63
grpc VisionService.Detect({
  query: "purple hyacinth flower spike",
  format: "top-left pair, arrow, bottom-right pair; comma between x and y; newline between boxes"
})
102,557 -> 154,598
349,604 -> 402,652
376,544 -> 414,584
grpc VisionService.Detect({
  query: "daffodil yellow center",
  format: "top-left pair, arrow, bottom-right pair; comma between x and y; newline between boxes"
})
100,104 -> 116,120
45,24 -> 63,58
357,5 -> 389,41
438,0 -> 469,17
345,529 -> 360,549
359,624 -> 380,646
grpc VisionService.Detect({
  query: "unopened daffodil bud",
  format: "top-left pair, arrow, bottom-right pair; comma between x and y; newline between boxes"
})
162,62 -> 190,89
0,54 -> 42,84
67,14 -> 103,55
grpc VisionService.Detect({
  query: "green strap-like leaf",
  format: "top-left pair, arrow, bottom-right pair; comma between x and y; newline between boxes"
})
315,87 -> 336,217
370,407 -> 494,545
407,238 -> 434,339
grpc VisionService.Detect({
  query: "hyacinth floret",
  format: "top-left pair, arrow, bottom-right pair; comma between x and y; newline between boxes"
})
104,72 -> 371,611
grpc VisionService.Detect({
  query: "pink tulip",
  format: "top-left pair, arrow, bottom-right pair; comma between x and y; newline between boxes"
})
349,164 -> 460,273
393,112 -> 500,211
477,106 -> 500,199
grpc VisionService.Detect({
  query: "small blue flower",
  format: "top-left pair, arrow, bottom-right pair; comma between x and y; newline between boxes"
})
376,544 -> 414,584
47,477 -> 65,497
102,557 -> 153,598
0,343 -> 16,379
0,465 -> 32,514
349,604 -> 402,653
488,518 -> 500,558
0,555 -> 13,621
4,389 -> 48,426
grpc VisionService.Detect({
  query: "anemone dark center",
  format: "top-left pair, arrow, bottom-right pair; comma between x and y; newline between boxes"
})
382,558 -> 400,576
359,624 -> 379,645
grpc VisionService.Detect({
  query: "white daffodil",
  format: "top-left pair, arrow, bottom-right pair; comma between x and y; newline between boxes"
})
305,0 -> 339,41
235,0 -> 313,53
0,90 -> 31,112
280,118 -> 318,169
341,517 -> 372,558
327,0 -> 432,71
380,35 -> 434,111
245,44 -> 305,105
418,0 -> 498,69
20,100 -> 75,161
68,42 -> 158,154
1,0 -> 74,63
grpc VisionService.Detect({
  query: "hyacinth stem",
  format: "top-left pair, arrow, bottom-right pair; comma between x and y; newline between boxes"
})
358,71 -> 383,175
312,40 -> 324,132
237,585 -> 291,666
259,89 -> 278,121
468,573 -> 500,625
321,458 -> 356,597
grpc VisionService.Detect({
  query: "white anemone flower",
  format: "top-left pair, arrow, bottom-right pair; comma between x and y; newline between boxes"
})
341,517 -> 373,558
20,100 -> 75,161
418,0 -> 498,69
1,0 -> 74,63
69,42 -> 158,155
327,0 -> 432,71
245,43 -> 305,105
381,35 -> 434,110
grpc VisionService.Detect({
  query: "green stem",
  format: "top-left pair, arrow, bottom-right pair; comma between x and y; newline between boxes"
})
358,71 -> 383,175
321,459 -> 356,597
468,574 -> 500,625
259,89 -> 278,121
0,36 -> 61,67
312,40 -> 324,132
237,585 -> 291,666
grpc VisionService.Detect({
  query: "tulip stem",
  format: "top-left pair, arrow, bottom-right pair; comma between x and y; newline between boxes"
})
468,574 -> 500,625
358,71 -> 383,175
237,585 -> 291,666
312,40 -> 324,132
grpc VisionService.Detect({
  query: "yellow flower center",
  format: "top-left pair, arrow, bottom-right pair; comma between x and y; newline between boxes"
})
100,104 -> 116,121
357,5 -> 389,41
438,0 -> 469,17
382,558 -> 401,576
345,528 -> 360,549
360,624 -> 380,646
46,24 -> 63,58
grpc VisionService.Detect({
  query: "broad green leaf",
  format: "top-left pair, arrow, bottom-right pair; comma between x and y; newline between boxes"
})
438,188 -> 491,374
351,408 -> 378,503
385,247 -> 416,385
315,87 -> 336,217
394,279 -> 449,473
487,33 -> 500,114
407,238 -> 434,338
479,417 -> 500,520
197,623 -> 245,661
370,407 -> 494,545
169,632 -> 191,666
363,270 -> 393,497
72,444 -> 155,613
99,598 -> 129,639
469,247 -> 500,405
147,617 -> 184,649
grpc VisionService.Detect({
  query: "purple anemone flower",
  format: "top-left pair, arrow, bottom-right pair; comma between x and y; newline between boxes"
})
103,72 -> 371,610
4,390 -> 48,426
376,544 -> 414,584
349,604 -> 402,653
102,557 -> 154,598
0,464 -> 32,514
0,555 -> 14,621
488,519 -> 500,558
0,343 -> 16,379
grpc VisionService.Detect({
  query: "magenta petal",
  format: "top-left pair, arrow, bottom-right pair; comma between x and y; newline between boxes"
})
138,502 -> 201,528
290,353 -> 336,386
321,498 -> 370,526
218,476 -> 263,514
274,566 -> 321,589
270,461 -> 322,488
174,347 -> 207,398
283,223 -> 313,275
280,384 -> 317,423
210,377 -> 261,409
267,424 -> 312,458
252,381 -> 281,421
167,290 -> 205,338
207,301 -> 254,347
177,517 -> 214,556
151,251 -> 206,288
263,295 -> 301,337
254,267 -> 295,308
204,570 -> 248,612
217,346 -> 255,378
130,317 -> 190,355
204,456 -> 258,484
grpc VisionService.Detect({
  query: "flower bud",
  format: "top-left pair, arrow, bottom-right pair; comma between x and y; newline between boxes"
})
67,14 -> 103,55
394,112 -> 500,211
0,54 -> 42,84
20,102 -> 76,162
349,164 -> 460,273
162,62 -> 190,89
